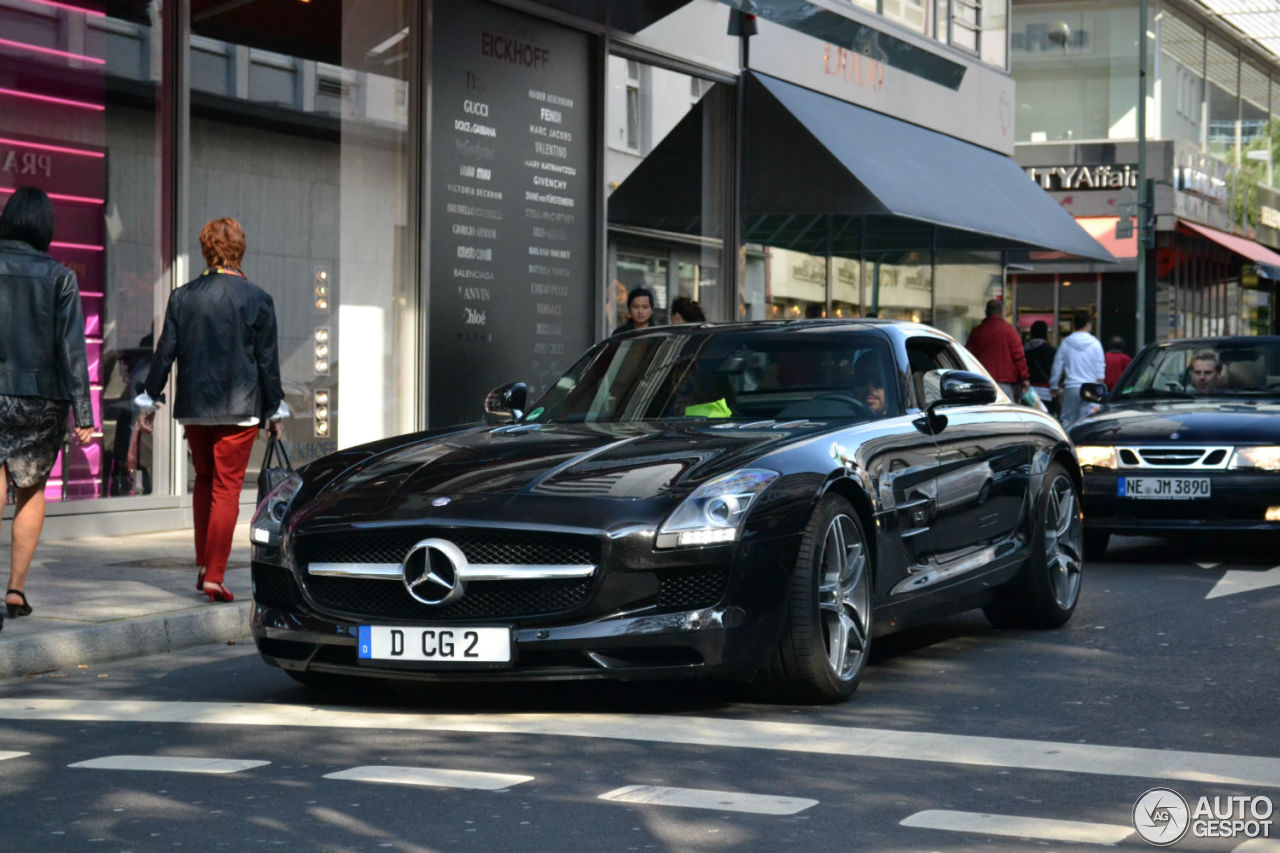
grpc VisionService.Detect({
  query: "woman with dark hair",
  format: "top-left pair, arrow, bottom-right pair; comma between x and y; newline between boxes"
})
0,186 -> 95,630
669,295 -> 706,324
134,217 -> 288,603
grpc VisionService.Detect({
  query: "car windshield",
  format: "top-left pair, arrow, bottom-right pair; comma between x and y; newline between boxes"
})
1112,338 -> 1280,400
526,329 -> 898,424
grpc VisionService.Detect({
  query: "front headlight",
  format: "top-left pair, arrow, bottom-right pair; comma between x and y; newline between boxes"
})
250,471 -> 305,547
656,468 -> 778,549
1230,446 -> 1280,471
1076,445 -> 1118,469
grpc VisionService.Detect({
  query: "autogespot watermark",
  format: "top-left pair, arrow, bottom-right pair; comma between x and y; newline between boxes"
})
1133,787 -> 1275,846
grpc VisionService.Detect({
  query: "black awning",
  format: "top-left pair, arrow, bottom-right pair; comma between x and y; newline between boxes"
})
607,72 -> 1115,263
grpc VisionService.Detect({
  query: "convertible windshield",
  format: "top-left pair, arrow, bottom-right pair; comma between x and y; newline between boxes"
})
527,330 -> 898,423
1113,338 -> 1280,400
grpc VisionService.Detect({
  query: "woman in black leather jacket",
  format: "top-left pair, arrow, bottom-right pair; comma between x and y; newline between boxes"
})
0,186 -> 95,631
134,217 -> 288,603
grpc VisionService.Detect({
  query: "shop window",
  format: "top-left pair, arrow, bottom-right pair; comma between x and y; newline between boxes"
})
606,57 -> 731,332
187,0 -> 418,490
0,0 -> 168,501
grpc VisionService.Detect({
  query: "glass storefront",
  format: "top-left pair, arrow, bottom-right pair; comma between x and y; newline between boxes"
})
1,0 -> 1057,529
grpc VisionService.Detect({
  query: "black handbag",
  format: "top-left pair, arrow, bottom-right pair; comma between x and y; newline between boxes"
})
256,434 -> 294,508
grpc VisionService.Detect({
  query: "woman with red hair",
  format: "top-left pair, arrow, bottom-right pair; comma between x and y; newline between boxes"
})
135,218 -> 288,602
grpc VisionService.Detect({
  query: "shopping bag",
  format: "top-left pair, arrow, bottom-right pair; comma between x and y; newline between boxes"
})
1020,388 -> 1049,413
256,434 -> 294,509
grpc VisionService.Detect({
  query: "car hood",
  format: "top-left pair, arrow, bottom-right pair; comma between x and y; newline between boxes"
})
1070,398 -> 1280,444
297,420 -> 823,522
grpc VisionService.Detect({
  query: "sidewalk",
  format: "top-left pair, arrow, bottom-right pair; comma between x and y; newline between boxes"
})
0,523 -> 252,680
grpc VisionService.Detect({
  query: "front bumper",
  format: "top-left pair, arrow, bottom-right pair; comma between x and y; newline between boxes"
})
250,531 -> 803,684
1081,468 -> 1280,534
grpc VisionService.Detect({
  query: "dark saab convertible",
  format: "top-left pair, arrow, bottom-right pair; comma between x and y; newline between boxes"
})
250,320 -> 1083,703
1071,335 -> 1280,558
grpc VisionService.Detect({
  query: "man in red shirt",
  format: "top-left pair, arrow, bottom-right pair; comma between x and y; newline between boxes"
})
965,299 -> 1030,400
1104,336 -> 1132,390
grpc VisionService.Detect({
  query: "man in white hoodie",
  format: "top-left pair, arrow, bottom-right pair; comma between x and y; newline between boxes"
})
1049,309 -> 1106,428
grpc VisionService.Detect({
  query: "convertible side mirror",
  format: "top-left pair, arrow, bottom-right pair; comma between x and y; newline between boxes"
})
1079,382 -> 1108,403
484,382 -> 528,425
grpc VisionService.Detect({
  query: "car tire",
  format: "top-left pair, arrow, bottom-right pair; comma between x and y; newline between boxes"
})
1083,528 -> 1110,561
983,462 -> 1084,630
764,494 -> 872,704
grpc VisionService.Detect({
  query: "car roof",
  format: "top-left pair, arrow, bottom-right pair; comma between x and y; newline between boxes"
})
618,318 -> 952,342
1150,335 -> 1280,348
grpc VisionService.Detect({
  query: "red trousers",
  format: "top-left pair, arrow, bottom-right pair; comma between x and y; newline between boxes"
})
185,423 -> 258,583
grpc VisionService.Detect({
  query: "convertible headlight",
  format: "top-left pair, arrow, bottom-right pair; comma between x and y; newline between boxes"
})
1075,445 -> 1118,469
656,468 -> 778,548
1230,446 -> 1280,471
250,471 -> 305,547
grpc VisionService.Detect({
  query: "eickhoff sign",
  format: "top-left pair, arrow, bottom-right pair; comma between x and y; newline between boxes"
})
1025,164 -> 1138,191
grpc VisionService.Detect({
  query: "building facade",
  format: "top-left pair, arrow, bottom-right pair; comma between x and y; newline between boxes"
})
1012,0 -> 1280,352
2,0 -> 1103,535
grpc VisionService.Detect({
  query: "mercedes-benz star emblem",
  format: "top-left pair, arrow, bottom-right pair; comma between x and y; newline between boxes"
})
431,496 -> 451,507
401,538 -> 468,606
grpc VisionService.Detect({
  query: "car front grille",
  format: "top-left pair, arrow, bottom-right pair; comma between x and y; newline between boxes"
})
252,563 -> 303,609
293,528 -> 601,621
295,529 -> 597,567
304,574 -> 594,620
657,567 -> 729,609
1117,446 -> 1232,469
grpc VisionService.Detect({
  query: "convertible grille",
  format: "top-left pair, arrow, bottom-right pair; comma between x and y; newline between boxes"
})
252,563 -> 303,609
293,529 -> 601,621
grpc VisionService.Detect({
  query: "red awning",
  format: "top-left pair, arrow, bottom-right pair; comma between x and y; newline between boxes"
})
1178,220 -> 1280,266
1028,216 -> 1135,261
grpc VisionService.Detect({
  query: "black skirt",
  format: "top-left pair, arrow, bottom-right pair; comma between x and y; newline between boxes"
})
0,395 -> 69,488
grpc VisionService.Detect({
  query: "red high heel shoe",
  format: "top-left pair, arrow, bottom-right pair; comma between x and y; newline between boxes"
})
201,581 -> 234,603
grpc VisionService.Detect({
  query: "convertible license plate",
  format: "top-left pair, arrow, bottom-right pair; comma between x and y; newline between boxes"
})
1117,476 -> 1211,500
357,625 -> 512,663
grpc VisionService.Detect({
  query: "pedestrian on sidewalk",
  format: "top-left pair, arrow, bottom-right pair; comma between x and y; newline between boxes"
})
0,186 -> 96,630
1050,309 -> 1106,428
965,299 -> 1030,401
1024,320 -> 1058,415
1104,336 -> 1132,391
134,217 -> 288,603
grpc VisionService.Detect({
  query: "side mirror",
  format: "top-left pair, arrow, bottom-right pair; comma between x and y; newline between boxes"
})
1079,382 -> 1107,403
930,370 -> 998,409
484,382 -> 528,425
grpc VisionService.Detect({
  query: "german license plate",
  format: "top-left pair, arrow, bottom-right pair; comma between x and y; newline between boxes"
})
1117,476 -> 1210,499
357,625 -> 512,663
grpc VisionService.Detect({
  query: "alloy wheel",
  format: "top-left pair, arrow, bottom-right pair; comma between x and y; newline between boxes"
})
1043,474 -> 1083,608
817,513 -> 871,680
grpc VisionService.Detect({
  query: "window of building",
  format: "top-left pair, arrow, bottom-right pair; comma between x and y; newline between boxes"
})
625,59 -> 642,152
187,0 -> 419,490
606,57 -> 731,332
1,0 -> 168,502
1206,35 -> 1239,164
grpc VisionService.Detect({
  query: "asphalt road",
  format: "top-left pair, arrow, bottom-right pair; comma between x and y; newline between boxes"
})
1,534 -> 1277,852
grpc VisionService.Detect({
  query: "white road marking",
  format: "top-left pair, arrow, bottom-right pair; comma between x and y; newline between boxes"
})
600,784 -> 816,815
1234,839 -> 1280,852
5,699 -> 1280,788
324,766 -> 532,790
0,751 -> 27,761
1206,565 -> 1280,600
68,755 -> 269,774
901,810 -> 1133,844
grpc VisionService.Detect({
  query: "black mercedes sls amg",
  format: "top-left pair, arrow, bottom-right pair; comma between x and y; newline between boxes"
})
251,320 -> 1083,703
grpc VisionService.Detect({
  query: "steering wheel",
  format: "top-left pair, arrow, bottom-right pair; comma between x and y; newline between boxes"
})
812,394 -> 875,419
